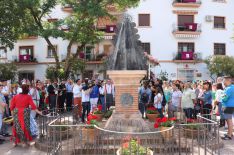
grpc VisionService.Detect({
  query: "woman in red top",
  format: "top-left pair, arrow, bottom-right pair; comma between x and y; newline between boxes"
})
10,84 -> 42,146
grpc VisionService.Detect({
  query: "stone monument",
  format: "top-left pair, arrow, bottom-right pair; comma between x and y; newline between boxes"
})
105,15 -> 150,132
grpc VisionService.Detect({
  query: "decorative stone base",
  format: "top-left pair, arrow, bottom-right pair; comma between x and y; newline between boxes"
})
105,70 -> 150,132
105,111 -> 151,132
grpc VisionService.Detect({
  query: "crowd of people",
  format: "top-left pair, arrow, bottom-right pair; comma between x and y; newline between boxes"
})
0,75 -> 233,147
138,76 -> 234,140
0,78 -> 115,146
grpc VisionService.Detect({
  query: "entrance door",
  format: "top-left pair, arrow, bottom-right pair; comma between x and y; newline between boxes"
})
177,69 -> 195,82
19,72 -> 35,82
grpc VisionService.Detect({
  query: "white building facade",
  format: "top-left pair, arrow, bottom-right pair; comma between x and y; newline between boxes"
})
127,0 -> 234,81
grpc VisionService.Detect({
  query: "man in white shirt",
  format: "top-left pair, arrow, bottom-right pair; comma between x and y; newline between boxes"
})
16,84 -> 22,94
99,81 -> 106,112
104,79 -> 115,111
81,79 -> 91,123
73,79 -> 82,117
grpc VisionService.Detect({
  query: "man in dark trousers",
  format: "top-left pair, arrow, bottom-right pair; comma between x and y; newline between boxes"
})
58,80 -> 66,112
65,79 -> 73,111
47,80 -> 57,111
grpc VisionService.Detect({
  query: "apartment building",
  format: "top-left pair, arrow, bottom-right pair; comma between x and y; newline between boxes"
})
127,0 -> 234,81
0,5 -> 120,81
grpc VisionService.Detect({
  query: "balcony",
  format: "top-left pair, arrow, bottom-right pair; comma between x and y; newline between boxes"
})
173,0 -> 201,8
173,52 -> 202,63
172,23 -> 201,38
62,5 -> 73,13
79,52 -> 107,64
14,55 -> 38,64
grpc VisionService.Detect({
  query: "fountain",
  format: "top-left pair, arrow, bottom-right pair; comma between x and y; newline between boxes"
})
105,15 -> 150,132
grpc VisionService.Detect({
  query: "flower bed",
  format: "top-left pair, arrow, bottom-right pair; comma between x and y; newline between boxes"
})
117,139 -> 153,155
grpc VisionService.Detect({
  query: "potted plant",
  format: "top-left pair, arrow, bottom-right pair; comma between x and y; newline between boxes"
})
82,114 -> 99,145
93,105 -> 104,121
183,119 -> 206,138
154,117 -> 176,139
146,107 -> 159,122
117,139 -> 153,155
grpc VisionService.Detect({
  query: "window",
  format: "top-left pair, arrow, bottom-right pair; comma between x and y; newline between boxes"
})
19,46 -> 33,56
0,47 -> 7,59
141,43 -> 151,54
178,43 -> 194,52
85,46 -> 94,61
47,45 -> 58,58
214,43 -> 226,55
178,15 -> 194,26
178,69 -> 195,82
19,46 -> 34,62
138,14 -> 150,27
214,17 -> 225,29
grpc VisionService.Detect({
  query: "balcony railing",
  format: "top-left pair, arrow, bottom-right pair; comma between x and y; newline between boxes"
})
173,52 -> 202,62
173,0 -> 202,6
14,55 -> 38,63
79,52 -> 107,63
172,23 -> 201,38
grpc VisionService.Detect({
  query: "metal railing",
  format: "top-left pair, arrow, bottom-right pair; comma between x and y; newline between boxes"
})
172,23 -> 202,33
173,0 -> 202,4
43,112 -> 220,155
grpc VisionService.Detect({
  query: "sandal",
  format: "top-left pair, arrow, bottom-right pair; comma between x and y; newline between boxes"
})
221,134 -> 232,140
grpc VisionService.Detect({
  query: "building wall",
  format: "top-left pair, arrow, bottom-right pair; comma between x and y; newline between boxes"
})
127,0 -> 234,81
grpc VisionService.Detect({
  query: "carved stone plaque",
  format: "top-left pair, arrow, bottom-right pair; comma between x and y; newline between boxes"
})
120,93 -> 133,107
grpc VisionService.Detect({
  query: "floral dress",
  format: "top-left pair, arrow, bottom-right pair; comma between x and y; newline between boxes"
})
10,94 -> 37,144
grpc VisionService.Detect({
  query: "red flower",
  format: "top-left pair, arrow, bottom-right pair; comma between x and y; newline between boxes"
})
187,118 -> 194,123
86,120 -> 90,125
154,123 -> 159,128
169,117 -> 176,121
159,117 -> 167,123
98,105 -> 102,111
122,142 -> 129,149
147,107 -> 157,111
155,118 -> 161,123
92,115 -> 98,119
87,114 -> 93,121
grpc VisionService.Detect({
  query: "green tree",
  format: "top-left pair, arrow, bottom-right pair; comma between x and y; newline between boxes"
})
205,55 -> 234,77
0,0 -> 140,80
0,63 -> 18,81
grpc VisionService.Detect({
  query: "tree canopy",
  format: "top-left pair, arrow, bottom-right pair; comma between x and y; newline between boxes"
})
205,55 -> 234,77
0,63 -> 18,81
0,0 -> 140,79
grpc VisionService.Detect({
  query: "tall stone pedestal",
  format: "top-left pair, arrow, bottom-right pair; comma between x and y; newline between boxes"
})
105,70 -> 150,132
